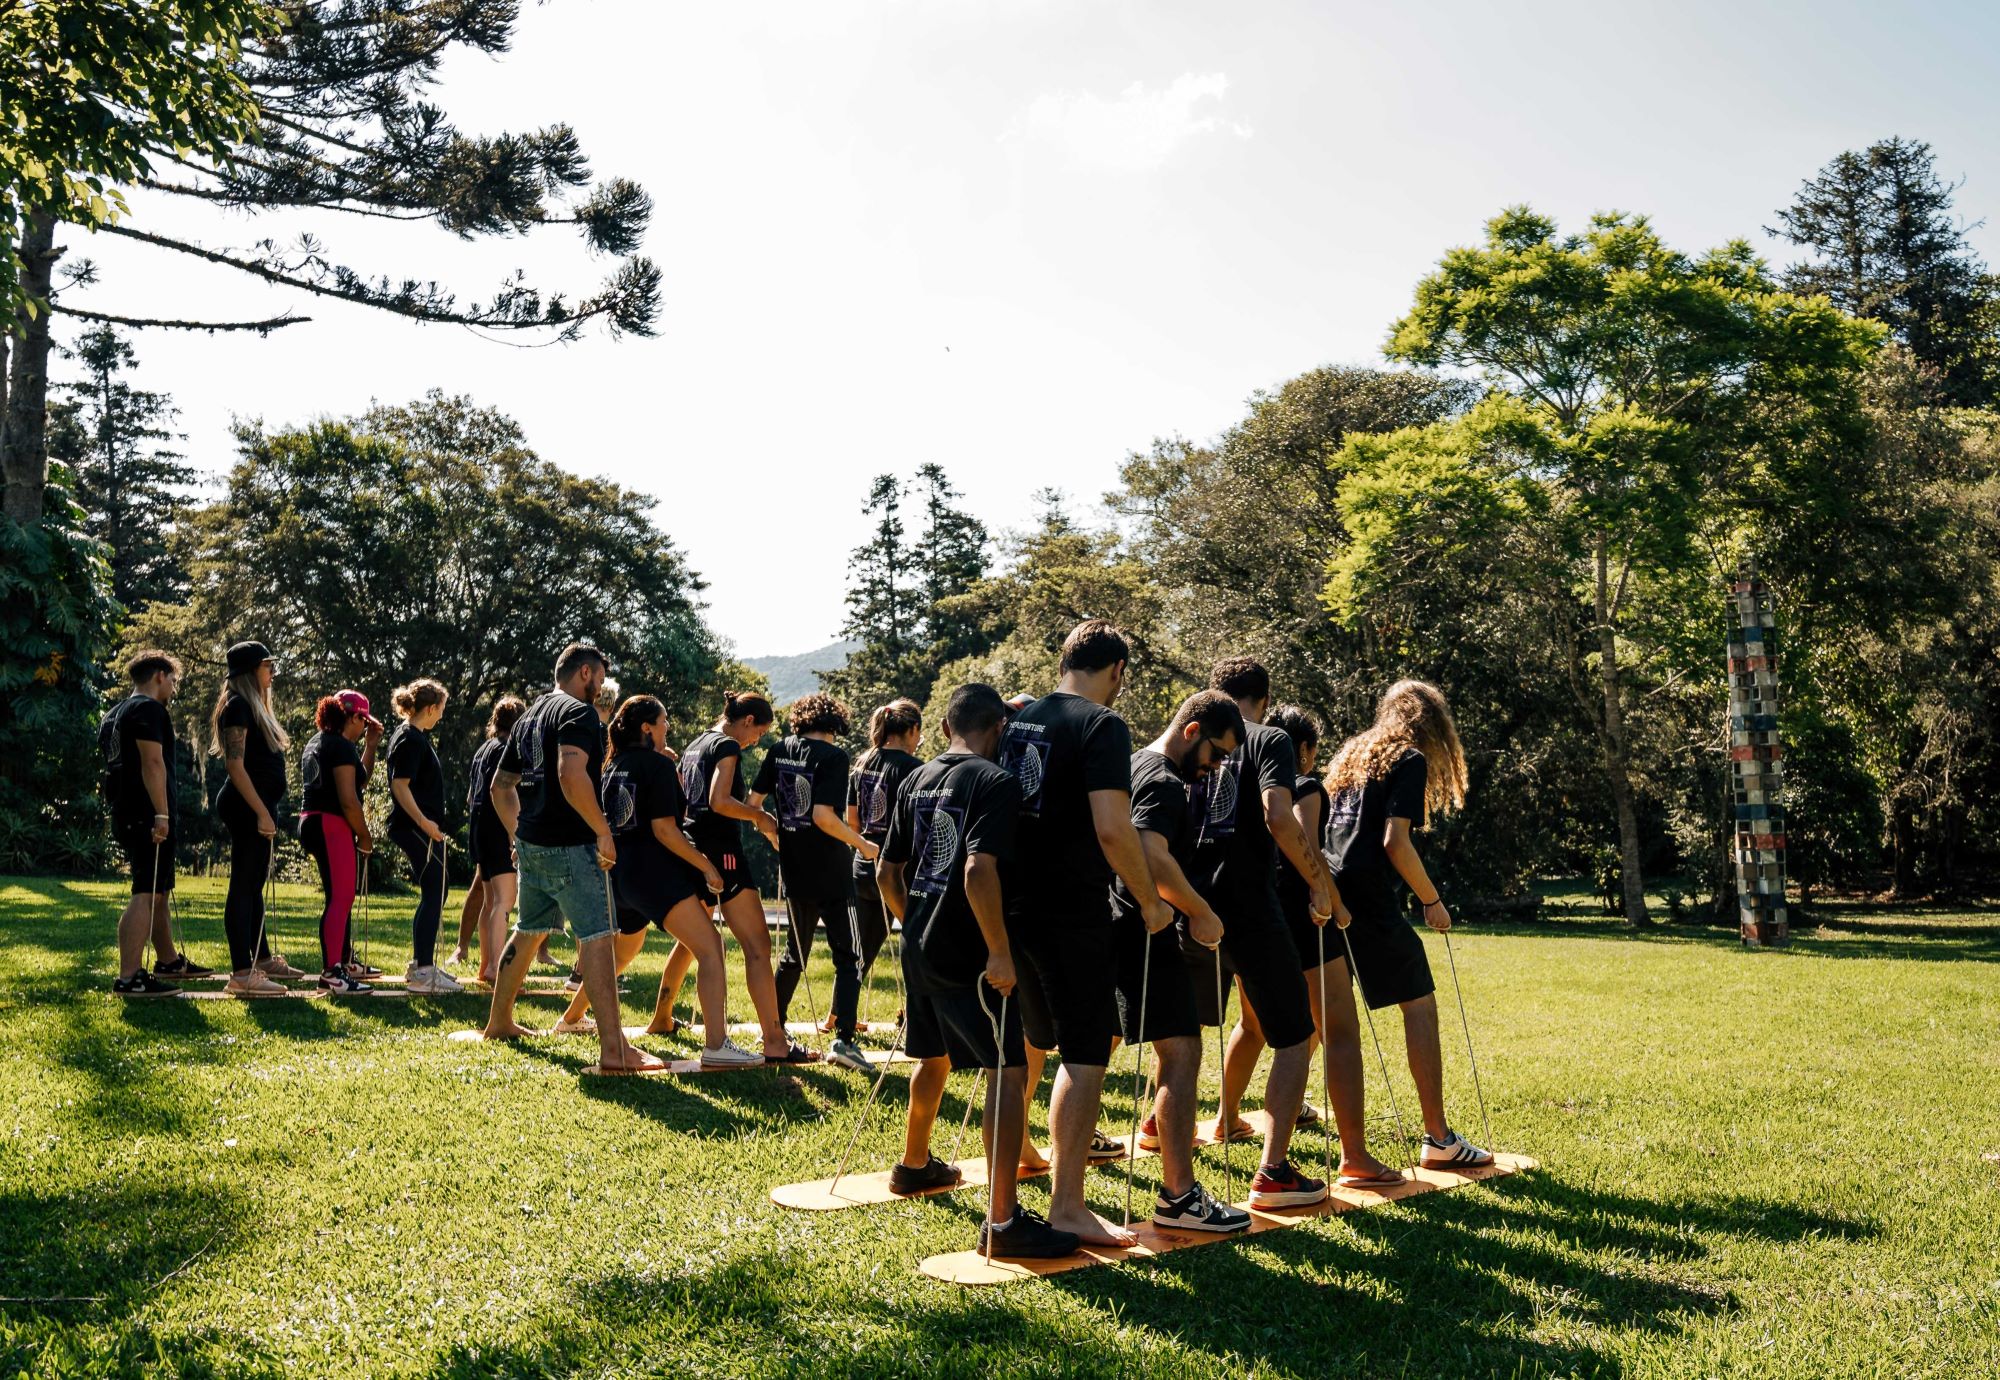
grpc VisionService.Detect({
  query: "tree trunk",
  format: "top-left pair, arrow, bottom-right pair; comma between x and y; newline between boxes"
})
1889,796 -> 1920,899
1594,533 -> 1651,926
1,211 -> 60,526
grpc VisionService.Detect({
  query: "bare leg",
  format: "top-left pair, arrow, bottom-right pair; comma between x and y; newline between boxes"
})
1018,1043 -> 1050,1170
1152,1034 -> 1202,1197
645,939 -> 697,1034
477,874 -> 516,984
902,1056 -> 951,1168
1259,1041 -> 1311,1167
987,1066 -> 1028,1225
1401,993 -> 1449,1140
481,929 -> 541,1039
656,896 -> 728,1046
147,890 -> 182,967
1214,983 -> 1263,1140
1045,1061 -> 1131,1246
453,872 -> 485,963
563,929 -> 645,1025
117,894 -> 153,980
585,931 -> 662,1072
1317,957 -> 1389,1175
721,890 -> 790,1057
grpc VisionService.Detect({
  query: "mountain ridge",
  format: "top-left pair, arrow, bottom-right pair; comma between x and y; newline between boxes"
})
742,638 -> 858,704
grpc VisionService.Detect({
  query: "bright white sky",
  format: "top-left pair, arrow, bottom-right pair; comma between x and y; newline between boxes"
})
64,0 -> 2000,657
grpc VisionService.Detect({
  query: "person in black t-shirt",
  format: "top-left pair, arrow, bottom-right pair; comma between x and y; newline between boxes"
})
651,692 -> 809,1062
453,696 -> 525,983
209,640 -> 298,997
877,683 -> 1076,1259
1189,657 -> 1338,1209
838,699 -> 923,1057
998,620 -> 1168,1249
104,650 -> 207,994
386,678 -> 460,994
751,693 -> 878,1061
1112,690 -> 1252,1234
299,694 -> 377,992
1322,679 -> 1494,1177
478,642 -> 664,1073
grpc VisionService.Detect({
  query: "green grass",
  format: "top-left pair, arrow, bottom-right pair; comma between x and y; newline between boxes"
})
1,875 -> 1996,1378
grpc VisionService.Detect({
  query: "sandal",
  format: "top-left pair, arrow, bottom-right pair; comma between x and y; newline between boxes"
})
767,1042 -> 821,1064
1336,1167 -> 1406,1190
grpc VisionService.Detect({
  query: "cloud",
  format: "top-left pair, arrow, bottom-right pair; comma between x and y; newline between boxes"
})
1004,72 -> 1253,172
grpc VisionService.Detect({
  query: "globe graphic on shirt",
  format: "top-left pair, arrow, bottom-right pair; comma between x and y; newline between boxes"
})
1013,743 -> 1044,801
1207,765 -> 1238,824
607,779 -> 636,830
923,808 -> 960,879
782,772 -> 813,824
302,753 -> 322,794
527,727 -> 544,773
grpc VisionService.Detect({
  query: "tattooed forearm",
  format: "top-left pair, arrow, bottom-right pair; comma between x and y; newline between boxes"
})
223,727 -> 247,763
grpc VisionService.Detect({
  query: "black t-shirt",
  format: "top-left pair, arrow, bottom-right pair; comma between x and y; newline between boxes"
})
1110,747 -> 1195,926
498,690 -> 604,848
679,729 -> 745,856
299,730 -> 363,815
217,691 -> 287,809
386,721 -> 445,832
849,746 -> 921,880
753,734 -> 852,896
602,747 -> 696,906
999,692 -> 1132,919
1190,719 -> 1296,907
882,751 -> 1019,989
1277,773 -> 1329,922
100,694 -> 177,828
1325,749 -> 1427,922
467,737 -> 504,824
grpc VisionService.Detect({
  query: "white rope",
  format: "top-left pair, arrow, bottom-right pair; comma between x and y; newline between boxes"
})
1124,931 -> 1151,1229
1442,927 -> 1493,1150
977,982 -> 1009,1261
1341,923 -> 1413,1163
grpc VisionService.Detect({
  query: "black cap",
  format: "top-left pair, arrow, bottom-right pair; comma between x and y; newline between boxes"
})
225,641 -> 275,676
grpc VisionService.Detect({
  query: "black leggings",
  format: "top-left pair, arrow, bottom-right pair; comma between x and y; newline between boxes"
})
390,821 -> 445,968
774,890 -> 863,1039
219,791 -> 275,972
850,873 -> 892,982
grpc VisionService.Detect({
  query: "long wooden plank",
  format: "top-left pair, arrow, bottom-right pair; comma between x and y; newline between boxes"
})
917,1152 -> 1536,1285
771,1110 -> 1281,1211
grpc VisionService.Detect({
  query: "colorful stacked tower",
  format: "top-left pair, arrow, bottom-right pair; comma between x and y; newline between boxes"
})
1727,559 -> 1788,947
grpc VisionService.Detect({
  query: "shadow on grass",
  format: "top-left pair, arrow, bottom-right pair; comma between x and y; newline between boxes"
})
1468,908 -> 2000,964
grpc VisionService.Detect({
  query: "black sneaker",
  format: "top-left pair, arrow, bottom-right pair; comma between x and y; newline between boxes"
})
1153,1183 -> 1251,1233
1248,1158 -> 1329,1208
888,1154 -> 964,1196
977,1207 -> 1080,1259
318,968 -> 374,995
113,969 -> 180,997
1087,1128 -> 1124,1161
155,955 -> 215,980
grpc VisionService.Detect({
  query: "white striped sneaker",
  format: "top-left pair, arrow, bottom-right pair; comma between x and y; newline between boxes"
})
1420,1130 -> 1494,1169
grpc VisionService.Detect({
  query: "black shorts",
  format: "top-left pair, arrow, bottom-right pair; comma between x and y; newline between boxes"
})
615,868 -> 705,934
470,814 -> 514,880
1189,892 -> 1316,1050
1113,916 -> 1200,1043
1010,912 -> 1119,1066
1287,907 -> 1339,974
903,966 -> 1026,1072
1340,909 -> 1436,1010
114,823 -> 176,894
697,838 -> 753,903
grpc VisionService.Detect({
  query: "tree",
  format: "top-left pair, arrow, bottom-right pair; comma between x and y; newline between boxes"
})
130,392 -> 724,826
46,325 -> 192,612
1773,137 -> 1998,405
1369,208 -> 1880,924
911,462 -> 991,667
825,473 -> 920,711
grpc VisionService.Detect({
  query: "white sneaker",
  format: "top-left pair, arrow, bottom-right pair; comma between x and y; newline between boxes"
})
1420,1129 -> 1495,1169
700,1040 -> 765,1069
551,1015 -> 597,1036
405,965 -> 464,995
226,969 -> 288,998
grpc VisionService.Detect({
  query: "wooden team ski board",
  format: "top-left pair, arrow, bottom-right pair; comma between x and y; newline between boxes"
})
917,1152 -> 1537,1286
771,1111 -> 1280,1211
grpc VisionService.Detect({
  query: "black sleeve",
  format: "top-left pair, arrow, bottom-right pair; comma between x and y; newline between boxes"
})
963,772 -> 1019,864
1128,767 -> 1186,839
1385,752 -> 1428,827
845,760 -> 861,809
497,725 -> 524,777
750,748 -> 777,795
387,727 -> 416,780
1081,712 -> 1134,793
648,755 -> 686,821
1254,730 -> 1296,801
130,699 -> 168,744
881,788 -> 914,866
555,700 -> 600,755
337,735 -> 362,771
220,696 -> 253,733
812,744 -> 848,811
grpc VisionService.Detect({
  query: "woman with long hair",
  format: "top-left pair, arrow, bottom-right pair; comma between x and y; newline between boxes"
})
840,698 -> 923,1045
660,691 -> 814,1061
457,695 -> 525,984
299,694 -> 377,992
1321,679 -> 1492,1181
552,696 -> 762,1066
752,692 -> 877,1071
209,640 -> 294,996
385,678 -> 459,994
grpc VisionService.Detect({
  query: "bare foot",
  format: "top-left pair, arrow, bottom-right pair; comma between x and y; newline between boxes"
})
1048,1206 -> 1137,1248
597,1042 -> 666,1073
817,1013 -> 837,1034
479,1021 -> 538,1040
1338,1153 -> 1398,1180
1018,1145 -> 1051,1173
1205,1118 -> 1253,1144
642,1014 -> 680,1036
475,969 -> 496,986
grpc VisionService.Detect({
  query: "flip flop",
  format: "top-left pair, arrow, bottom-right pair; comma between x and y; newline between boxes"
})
1208,1121 -> 1258,1144
1336,1168 -> 1407,1190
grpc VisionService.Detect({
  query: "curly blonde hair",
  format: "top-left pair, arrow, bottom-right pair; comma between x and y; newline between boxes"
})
1324,679 -> 1467,821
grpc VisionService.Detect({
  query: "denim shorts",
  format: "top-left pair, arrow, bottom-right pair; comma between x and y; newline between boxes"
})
514,838 -> 615,943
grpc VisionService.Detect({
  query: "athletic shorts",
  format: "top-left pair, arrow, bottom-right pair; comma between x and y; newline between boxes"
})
614,868 -> 704,934
696,837 -> 753,903
470,813 -> 514,880
903,968 -> 1026,1071
1286,906 -> 1339,975
1339,909 -> 1436,1010
114,822 -> 176,895
514,839 -> 615,943
1188,891 -> 1316,1050
1113,915 -> 1200,1044
1009,912 -> 1119,1066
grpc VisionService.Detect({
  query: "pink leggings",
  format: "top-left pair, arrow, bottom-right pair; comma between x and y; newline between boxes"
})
301,812 -> 357,972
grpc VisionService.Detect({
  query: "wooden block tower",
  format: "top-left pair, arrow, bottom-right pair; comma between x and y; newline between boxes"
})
1727,558 -> 1788,947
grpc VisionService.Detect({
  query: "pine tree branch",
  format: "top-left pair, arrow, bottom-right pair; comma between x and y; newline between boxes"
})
55,304 -> 310,333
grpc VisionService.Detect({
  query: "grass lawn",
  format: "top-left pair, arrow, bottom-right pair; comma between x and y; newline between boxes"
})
1,875 -> 1996,1378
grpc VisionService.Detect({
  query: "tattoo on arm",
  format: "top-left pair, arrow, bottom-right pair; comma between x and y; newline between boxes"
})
494,769 -> 521,790
223,727 -> 247,763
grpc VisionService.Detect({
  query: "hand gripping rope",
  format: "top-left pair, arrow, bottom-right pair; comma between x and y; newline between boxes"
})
977,981 -> 1009,1263
1340,922 -> 1413,1164
1123,932 -> 1151,1230
1441,927 -> 1494,1151
1214,948 -> 1232,1206
827,1007 -> 909,1196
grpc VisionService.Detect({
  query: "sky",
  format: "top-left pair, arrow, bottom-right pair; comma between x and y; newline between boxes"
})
63,0 -> 2000,658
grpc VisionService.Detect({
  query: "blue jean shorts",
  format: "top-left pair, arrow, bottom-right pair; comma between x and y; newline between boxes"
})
515,839 -> 615,943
